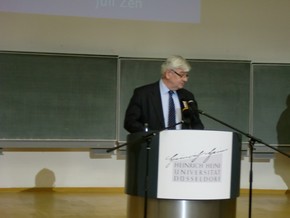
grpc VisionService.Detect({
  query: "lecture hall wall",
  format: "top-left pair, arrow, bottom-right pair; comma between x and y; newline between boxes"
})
0,0 -> 289,190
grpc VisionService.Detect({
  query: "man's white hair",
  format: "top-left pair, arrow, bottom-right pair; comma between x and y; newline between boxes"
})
161,55 -> 191,75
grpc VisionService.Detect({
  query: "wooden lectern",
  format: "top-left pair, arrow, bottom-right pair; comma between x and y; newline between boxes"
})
125,130 -> 242,218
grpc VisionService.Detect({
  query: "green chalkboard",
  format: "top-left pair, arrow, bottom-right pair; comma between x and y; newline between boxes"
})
187,60 -> 251,135
119,58 -> 164,140
0,52 -> 256,146
0,52 -> 117,140
119,58 -> 251,141
253,64 -> 290,144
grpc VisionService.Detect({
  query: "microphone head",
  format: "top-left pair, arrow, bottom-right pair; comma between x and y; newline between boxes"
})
187,99 -> 195,106
187,99 -> 198,112
181,100 -> 189,111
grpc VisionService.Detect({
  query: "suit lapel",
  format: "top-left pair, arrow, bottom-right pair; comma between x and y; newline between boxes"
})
150,82 -> 165,128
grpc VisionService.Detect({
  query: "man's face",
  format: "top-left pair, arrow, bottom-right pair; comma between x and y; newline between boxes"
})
165,68 -> 189,90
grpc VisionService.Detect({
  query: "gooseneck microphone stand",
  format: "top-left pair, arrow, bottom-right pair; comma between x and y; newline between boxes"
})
198,109 -> 290,218
106,121 -> 183,218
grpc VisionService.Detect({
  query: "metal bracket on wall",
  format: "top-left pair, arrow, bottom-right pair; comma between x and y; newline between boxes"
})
89,148 -> 112,159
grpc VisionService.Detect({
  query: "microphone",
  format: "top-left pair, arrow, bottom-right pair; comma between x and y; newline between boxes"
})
187,99 -> 197,112
186,99 -> 201,124
180,100 -> 192,127
180,97 -> 204,130
181,100 -> 191,114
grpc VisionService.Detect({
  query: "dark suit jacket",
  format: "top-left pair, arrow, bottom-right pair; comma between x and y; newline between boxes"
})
124,81 -> 204,133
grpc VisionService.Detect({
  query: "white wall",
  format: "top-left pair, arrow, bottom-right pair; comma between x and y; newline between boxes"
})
0,0 -> 290,189
0,152 -> 125,188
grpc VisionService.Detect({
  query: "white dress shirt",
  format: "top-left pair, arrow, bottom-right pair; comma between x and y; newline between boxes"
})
159,80 -> 182,129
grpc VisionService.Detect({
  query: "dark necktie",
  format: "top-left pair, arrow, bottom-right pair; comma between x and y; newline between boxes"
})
168,90 -> 176,129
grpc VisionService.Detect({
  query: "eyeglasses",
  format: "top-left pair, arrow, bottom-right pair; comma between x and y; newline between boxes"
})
170,69 -> 189,78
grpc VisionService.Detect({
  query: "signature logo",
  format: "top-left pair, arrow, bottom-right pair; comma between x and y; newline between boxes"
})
165,147 -> 228,168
